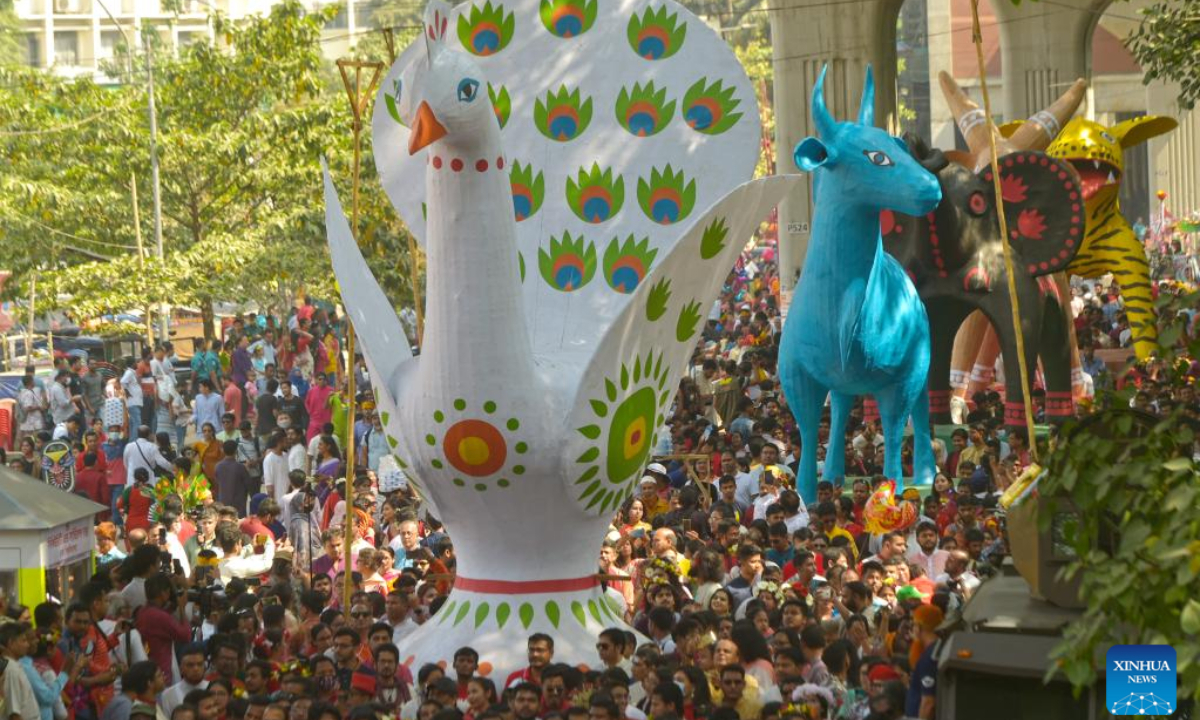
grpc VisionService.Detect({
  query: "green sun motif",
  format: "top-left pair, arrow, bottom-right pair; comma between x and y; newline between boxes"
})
426,400 -> 527,491
574,349 -> 670,513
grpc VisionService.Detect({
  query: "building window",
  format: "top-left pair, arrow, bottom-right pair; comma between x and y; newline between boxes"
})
100,30 -> 123,60
178,30 -> 206,47
53,31 -> 79,66
24,33 -> 41,67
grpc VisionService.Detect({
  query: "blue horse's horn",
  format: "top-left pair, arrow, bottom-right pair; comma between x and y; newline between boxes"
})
812,64 -> 835,139
858,65 -> 875,127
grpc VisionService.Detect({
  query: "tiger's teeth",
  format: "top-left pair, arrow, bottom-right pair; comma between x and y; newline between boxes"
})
1093,160 -> 1101,170
1107,171 -> 1116,184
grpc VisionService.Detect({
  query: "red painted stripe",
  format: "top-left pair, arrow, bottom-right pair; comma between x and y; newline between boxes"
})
454,575 -> 599,594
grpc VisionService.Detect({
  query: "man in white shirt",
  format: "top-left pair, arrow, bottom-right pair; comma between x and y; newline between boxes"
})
120,359 -> 144,430
934,550 -> 981,599
851,421 -> 885,457
49,369 -> 78,424
158,643 -> 208,716
149,345 -> 173,383
262,432 -> 290,509
385,592 -> 419,646
1,621 -> 41,720
123,426 -> 175,486
215,524 -> 278,585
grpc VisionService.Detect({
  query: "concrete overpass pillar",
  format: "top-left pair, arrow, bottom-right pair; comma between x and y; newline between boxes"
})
993,0 -> 1110,120
768,0 -> 904,299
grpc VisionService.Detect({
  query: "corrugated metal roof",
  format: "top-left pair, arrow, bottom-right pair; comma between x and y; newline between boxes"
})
0,466 -> 107,530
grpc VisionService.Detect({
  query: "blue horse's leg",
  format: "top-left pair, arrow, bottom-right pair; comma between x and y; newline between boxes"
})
823,391 -> 854,484
910,377 -> 936,485
874,384 -> 908,494
782,367 -> 828,505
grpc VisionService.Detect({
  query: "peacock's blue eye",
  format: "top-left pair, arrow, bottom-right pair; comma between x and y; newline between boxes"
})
457,78 -> 480,103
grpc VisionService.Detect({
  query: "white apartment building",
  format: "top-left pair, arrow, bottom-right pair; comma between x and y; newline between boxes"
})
14,0 -> 373,79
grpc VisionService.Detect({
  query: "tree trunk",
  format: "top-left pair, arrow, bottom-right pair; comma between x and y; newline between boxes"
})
201,297 -> 216,342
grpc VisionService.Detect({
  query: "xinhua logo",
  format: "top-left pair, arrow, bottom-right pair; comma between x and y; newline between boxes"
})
1106,645 -> 1177,716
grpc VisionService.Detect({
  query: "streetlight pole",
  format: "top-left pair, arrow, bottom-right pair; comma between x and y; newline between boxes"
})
95,0 -> 169,342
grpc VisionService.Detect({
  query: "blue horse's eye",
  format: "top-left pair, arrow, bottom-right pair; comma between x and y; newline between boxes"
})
458,78 -> 480,103
392,77 -> 402,100
864,150 -> 894,167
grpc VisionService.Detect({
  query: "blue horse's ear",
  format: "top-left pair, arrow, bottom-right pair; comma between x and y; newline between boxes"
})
858,65 -> 875,126
794,137 -> 833,173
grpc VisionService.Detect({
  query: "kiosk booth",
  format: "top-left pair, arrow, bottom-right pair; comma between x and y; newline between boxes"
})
0,466 -> 106,609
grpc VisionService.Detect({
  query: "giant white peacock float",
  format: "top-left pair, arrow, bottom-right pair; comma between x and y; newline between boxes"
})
322,0 -> 794,671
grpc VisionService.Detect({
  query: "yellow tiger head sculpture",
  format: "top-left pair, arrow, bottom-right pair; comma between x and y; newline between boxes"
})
1046,115 -> 1177,201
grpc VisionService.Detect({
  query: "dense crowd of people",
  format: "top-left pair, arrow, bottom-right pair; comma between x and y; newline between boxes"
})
0,238 -> 1195,720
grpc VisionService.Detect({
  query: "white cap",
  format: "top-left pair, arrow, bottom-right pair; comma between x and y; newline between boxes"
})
646,462 -> 668,476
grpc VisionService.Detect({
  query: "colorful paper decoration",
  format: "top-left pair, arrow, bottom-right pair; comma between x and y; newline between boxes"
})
862,479 -> 917,535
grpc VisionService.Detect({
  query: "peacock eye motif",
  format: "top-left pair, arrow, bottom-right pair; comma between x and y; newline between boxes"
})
458,78 -> 481,103
864,150 -> 894,167
681,78 -> 742,135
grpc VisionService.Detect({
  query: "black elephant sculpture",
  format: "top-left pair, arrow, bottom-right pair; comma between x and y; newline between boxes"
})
882,135 -> 1086,427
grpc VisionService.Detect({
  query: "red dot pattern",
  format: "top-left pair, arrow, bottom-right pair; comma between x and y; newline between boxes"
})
429,156 -> 504,173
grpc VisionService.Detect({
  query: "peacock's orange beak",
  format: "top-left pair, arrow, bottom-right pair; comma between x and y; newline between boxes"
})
409,101 -> 447,155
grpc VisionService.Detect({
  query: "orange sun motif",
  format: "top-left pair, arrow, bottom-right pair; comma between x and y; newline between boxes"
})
444,419 -> 508,476
427,400 -> 527,491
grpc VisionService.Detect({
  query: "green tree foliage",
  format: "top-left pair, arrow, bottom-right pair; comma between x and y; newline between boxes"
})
0,0 -> 420,331
1126,0 -> 1200,110
0,0 -> 21,67
1040,289 -> 1200,703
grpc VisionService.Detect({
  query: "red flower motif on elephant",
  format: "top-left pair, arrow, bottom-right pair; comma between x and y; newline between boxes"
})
1017,208 -> 1047,240
1001,173 -> 1028,203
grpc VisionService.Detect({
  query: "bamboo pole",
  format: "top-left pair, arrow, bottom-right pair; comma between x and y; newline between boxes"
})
336,57 -> 383,612
970,0 -> 1038,463
26,274 -> 35,365
132,173 -> 155,348
381,31 -> 425,348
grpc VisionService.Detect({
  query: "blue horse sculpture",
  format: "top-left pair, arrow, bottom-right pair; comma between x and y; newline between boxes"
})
780,66 -> 942,503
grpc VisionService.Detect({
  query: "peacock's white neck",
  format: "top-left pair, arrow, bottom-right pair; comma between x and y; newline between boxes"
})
420,140 -> 534,387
